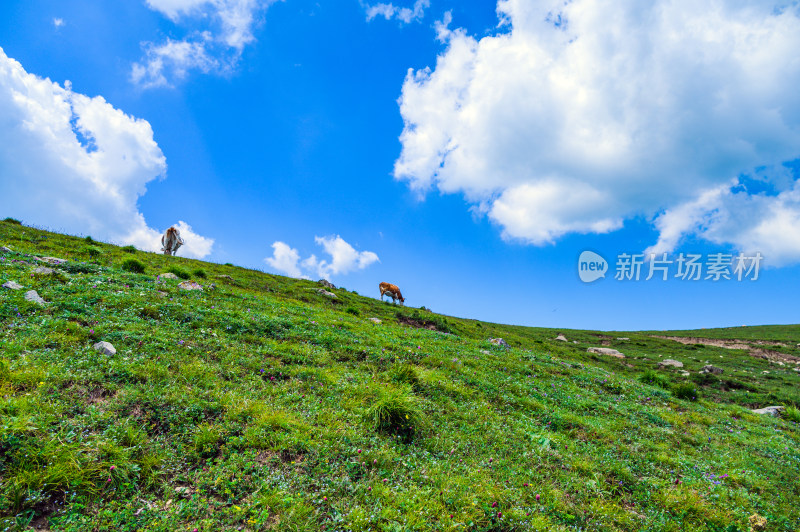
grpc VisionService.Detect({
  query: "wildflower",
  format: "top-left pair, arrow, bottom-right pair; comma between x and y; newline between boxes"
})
497,512 -> 502,518
535,494 -> 540,501
491,502 -> 497,508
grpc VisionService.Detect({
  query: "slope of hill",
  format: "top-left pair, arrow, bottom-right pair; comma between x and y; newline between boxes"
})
0,219 -> 798,531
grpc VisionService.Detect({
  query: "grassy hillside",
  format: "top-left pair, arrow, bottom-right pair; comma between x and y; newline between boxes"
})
0,219 -> 798,531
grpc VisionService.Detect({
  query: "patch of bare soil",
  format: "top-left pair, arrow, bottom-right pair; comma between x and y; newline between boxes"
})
653,336 -> 800,364
396,315 -> 442,332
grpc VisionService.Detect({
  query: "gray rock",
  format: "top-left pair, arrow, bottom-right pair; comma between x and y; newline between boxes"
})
2,281 -> 23,290
156,291 -> 168,298
587,347 -> 625,358
555,334 -> 568,342
33,266 -> 54,275
317,289 -> 337,298
178,281 -> 203,291
616,337 -> 630,341
751,406 -> 784,416
700,365 -> 724,375
489,338 -> 509,347
679,370 -> 690,377
658,359 -> 684,368
158,273 -> 179,280
216,274 -> 234,280
93,341 -> 116,356
573,340 -> 579,344
368,317 -> 382,324
0,246 -> 11,253
480,350 -> 492,356
318,279 -> 336,290
24,290 -> 47,305
38,256 -> 67,264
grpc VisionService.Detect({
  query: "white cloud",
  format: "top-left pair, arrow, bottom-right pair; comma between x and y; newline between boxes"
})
264,241 -> 304,277
263,235 -> 379,279
365,0 -> 429,24
134,0 -> 277,87
395,0 -> 800,259
53,18 -> 64,28
0,48 -> 214,258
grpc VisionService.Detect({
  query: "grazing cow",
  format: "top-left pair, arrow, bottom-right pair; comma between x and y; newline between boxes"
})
161,226 -> 184,256
379,282 -> 404,305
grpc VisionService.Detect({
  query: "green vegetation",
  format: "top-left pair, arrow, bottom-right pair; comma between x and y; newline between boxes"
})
2,217 -> 21,225
192,268 -> 208,279
166,265 -> 191,279
0,222 -> 798,531
121,245 -> 137,254
120,258 -> 146,274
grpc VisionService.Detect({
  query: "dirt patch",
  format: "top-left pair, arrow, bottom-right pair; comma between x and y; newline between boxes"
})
654,336 -> 800,364
397,315 -> 443,332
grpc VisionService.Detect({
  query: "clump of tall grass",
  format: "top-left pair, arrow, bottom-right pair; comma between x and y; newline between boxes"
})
121,258 -> 146,274
673,382 -> 699,401
366,387 -> 424,441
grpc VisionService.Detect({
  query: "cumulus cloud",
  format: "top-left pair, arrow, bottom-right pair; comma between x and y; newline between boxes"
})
365,0 -> 429,24
263,235 -> 379,279
0,48 -> 214,257
133,0 -> 277,87
53,18 -> 64,28
395,0 -> 800,260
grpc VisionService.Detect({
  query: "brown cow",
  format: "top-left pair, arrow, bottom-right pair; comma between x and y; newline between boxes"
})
379,282 -> 404,305
161,226 -> 184,256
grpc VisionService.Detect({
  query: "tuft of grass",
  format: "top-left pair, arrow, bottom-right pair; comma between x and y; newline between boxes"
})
192,268 -> 207,279
673,382 -> 699,401
366,387 -> 425,441
84,235 -> 95,243
166,266 -> 190,279
120,258 -> 146,274
345,307 -> 360,316
639,369 -> 671,389
85,246 -> 102,258
783,405 -> 800,423
121,245 -> 137,254
2,217 -> 21,225
388,363 -> 420,388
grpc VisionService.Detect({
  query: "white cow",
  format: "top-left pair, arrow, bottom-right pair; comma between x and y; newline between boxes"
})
161,227 -> 184,256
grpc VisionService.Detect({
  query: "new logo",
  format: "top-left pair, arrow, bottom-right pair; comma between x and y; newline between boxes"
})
578,251 -> 607,283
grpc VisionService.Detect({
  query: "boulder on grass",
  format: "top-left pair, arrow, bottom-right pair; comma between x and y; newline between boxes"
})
587,347 -> 625,358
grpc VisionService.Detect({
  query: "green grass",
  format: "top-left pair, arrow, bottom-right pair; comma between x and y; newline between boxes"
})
120,258 -> 146,274
0,219 -> 798,531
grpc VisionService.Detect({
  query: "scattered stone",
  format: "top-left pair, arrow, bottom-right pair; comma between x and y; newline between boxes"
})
658,359 -> 684,368
368,318 -> 382,324
178,281 -> 204,291
0,246 -> 11,253
318,279 -> 336,290
751,406 -> 784,416
156,291 -> 167,298
24,290 -> 47,305
555,334 -> 568,342
33,266 -> 54,275
700,365 -> 724,375
587,347 -> 625,358
316,289 -> 337,298
489,338 -> 509,348
93,341 -> 117,356
174,486 -> 192,498
679,370 -> 690,377
37,256 -> 67,264
158,273 -> 179,280
216,274 -> 234,280
749,513 -> 767,531
761,370 -> 770,374
616,337 -> 630,341
2,281 -> 23,290
480,350 -> 492,356
573,340 -> 579,344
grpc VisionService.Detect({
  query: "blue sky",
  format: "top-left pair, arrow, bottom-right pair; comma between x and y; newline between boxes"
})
1,0 -> 799,330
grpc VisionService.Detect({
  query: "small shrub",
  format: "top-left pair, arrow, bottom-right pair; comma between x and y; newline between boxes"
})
84,236 -> 95,243
673,382 -> 699,401
224,263 -> 234,267
60,262 -> 99,274
121,258 -> 146,274
193,423 -> 223,459
192,268 -> 207,279
85,246 -> 102,258
345,307 -> 360,316
639,370 -> 670,389
366,387 -> 424,441
2,217 -> 21,225
388,364 -> 420,388
783,405 -> 800,423
166,266 -> 190,279
121,245 -> 137,254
